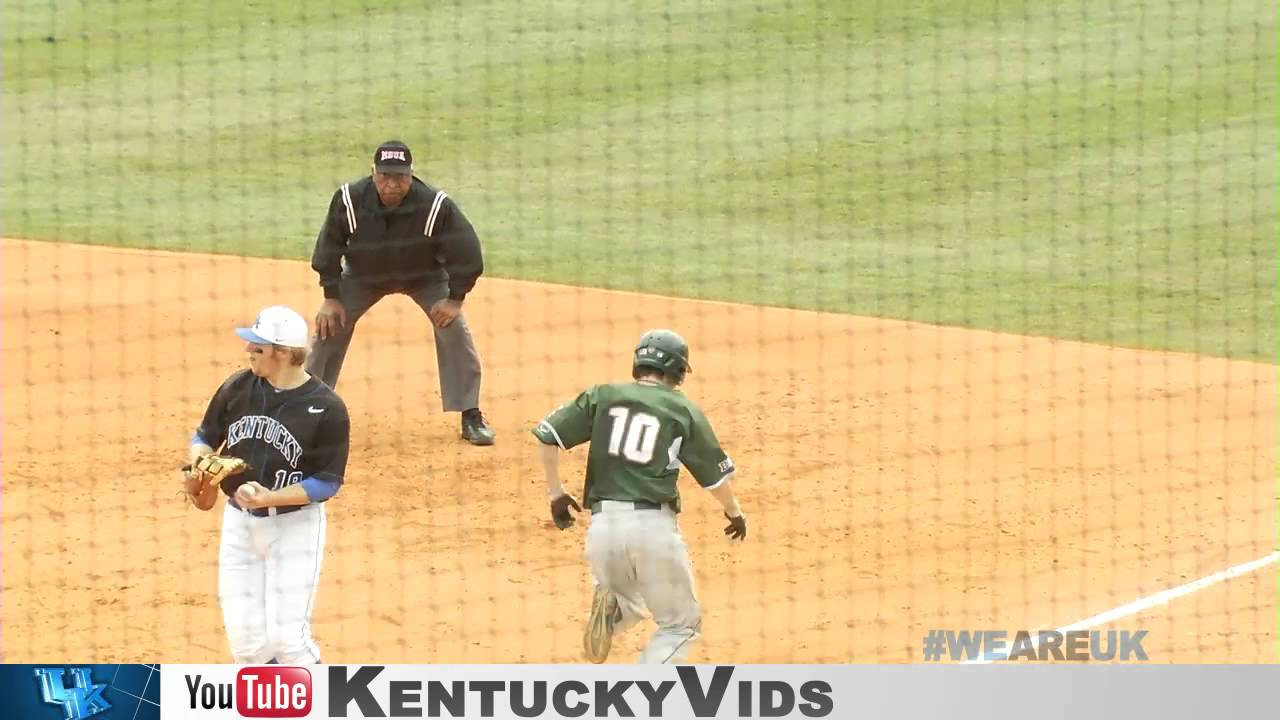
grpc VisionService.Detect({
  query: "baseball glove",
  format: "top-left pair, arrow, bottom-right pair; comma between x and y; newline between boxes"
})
183,454 -> 250,490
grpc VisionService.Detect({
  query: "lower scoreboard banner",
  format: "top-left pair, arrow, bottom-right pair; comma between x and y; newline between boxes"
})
4,663 -> 1276,719
156,663 -> 1272,719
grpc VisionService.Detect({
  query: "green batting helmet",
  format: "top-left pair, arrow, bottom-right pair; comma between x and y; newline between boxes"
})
632,329 -> 691,384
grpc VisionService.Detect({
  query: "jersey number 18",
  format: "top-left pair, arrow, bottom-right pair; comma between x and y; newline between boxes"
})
272,469 -> 303,490
606,407 -> 662,464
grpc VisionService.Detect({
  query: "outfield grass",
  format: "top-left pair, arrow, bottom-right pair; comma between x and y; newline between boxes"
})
3,0 -> 1275,360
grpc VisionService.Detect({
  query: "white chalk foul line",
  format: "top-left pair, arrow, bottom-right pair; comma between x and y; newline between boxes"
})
961,550 -> 1280,664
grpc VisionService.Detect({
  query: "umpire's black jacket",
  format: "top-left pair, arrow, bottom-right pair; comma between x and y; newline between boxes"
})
310,176 -> 484,302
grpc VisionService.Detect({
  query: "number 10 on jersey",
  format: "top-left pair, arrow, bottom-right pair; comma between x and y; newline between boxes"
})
607,407 -> 661,464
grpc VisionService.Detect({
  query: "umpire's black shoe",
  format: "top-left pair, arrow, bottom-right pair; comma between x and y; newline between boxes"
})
461,409 -> 496,446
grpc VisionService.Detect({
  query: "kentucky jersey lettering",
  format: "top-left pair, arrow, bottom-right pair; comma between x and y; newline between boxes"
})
195,369 -> 349,498
225,415 -> 304,467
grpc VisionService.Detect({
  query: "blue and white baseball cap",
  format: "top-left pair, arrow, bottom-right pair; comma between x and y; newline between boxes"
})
235,305 -> 310,348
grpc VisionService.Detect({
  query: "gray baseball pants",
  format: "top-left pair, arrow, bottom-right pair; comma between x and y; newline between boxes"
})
305,274 -> 482,412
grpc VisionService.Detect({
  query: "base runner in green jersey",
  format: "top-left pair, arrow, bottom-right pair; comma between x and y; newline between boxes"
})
532,329 -> 748,664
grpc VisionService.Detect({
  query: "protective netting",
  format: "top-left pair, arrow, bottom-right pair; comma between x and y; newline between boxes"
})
1,0 -> 1275,664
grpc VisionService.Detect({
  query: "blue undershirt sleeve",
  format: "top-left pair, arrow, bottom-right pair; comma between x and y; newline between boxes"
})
300,475 -> 341,502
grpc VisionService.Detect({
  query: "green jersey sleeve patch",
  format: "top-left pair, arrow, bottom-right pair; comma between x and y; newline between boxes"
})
532,387 -> 598,450
679,406 -> 735,488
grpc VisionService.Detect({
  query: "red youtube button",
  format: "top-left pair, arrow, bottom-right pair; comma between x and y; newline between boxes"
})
235,666 -> 312,718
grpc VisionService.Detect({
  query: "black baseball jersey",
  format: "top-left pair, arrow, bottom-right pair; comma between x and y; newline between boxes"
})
310,176 -> 485,302
195,370 -> 351,499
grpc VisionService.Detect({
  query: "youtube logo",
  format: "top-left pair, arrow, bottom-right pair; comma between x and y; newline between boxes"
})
185,666 -> 312,718
236,667 -> 312,717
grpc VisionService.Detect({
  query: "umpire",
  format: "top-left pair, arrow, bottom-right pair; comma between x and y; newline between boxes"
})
307,140 -> 495,446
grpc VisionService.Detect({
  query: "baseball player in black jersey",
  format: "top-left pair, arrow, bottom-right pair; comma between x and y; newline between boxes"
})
307,140 -> 495,446
183,305 -> 351,665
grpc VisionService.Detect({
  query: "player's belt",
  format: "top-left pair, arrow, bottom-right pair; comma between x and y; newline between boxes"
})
229,498 -> 305,518
590,500 -> 668,513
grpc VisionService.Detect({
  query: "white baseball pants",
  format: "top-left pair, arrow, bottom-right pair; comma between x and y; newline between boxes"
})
218,502 -> 327,664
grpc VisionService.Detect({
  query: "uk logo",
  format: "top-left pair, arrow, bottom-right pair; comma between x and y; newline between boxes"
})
33,668 -> 111,720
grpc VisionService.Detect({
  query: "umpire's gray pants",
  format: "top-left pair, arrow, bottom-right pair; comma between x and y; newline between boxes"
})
305,274 -> 482,412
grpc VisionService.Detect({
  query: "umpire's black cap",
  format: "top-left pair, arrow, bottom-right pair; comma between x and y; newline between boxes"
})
373,140 -> 413,174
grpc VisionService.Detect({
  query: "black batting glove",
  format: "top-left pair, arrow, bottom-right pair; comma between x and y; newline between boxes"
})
550,493 -> 582,529
724,512 -> 747,540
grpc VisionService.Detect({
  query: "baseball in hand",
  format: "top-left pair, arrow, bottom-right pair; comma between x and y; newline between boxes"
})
236,483 -> 260,503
